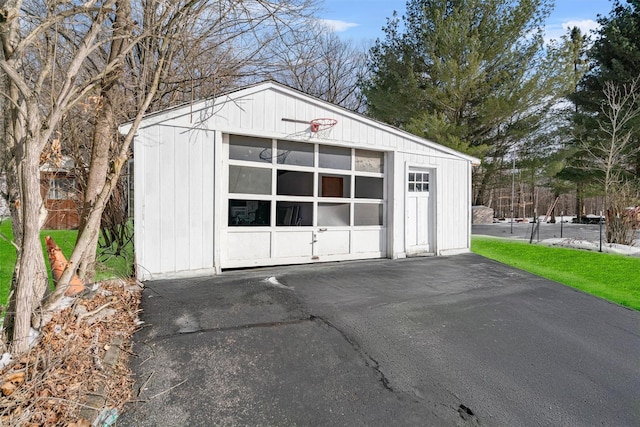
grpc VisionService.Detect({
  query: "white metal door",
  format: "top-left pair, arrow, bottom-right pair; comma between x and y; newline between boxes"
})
405,170 -> 432,254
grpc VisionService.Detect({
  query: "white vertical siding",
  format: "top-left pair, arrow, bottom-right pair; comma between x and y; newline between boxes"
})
158,127 -> 177,273
136,127 -> 161,276
186,131 -> 203,269
134,126 -> 216,280
436,157 -> 470,252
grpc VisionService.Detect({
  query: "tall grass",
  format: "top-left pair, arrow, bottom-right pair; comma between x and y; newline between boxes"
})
472,236 -> 640,310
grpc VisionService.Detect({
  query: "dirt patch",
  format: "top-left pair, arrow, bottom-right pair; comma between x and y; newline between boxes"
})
0,279 -> 142,426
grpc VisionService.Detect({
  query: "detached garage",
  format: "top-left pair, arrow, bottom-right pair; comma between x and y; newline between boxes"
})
123,81 -> 479,281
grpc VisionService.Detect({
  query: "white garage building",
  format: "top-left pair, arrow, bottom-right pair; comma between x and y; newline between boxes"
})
125,81 -> 479,281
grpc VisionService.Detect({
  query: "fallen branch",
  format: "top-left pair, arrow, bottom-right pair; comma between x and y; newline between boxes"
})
148,379 -> 187,400
76,302 -> 113,324
137,371 -> 154,397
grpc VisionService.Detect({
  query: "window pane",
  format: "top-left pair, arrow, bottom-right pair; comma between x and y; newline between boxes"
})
355,176 -> 384,199
318,203 -> 350,226
408,183 -> 415,192
277,140 -> 314,166
354,204 -> 383,226
229,165 -> 271,194
319,174 -> 350,198
355,150 -> 384,173
229,135 -> 272,163
276,202 -> 313,226
277,170 -> 313,196
409,173 -> 415,182
47,177 -> 76,200
319,146 -> 351,170
229,200 -> 271,226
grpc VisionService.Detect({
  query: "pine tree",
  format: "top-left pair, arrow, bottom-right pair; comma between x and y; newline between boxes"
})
360,0 -> 574,206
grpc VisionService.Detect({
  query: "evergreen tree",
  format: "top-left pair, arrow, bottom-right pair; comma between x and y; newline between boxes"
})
360,0 -> 574,205
554,27 -> 593,220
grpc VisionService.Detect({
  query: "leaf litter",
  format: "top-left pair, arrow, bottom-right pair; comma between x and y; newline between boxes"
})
0,279 -> 142,426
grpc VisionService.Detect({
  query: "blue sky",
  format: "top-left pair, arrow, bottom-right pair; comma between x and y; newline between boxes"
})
320,0 -> 614,44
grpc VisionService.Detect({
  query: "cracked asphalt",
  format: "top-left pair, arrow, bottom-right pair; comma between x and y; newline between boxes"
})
120,254 -> 640,426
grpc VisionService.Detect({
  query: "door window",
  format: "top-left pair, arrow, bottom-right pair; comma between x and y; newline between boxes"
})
318,203 -> 350,226
355,149 -> 384,173
229,135 -> 272,163
277,140 -> 314,166
408,172 -> 429,192
319,145 -> 351,170
229,200 -> 271,226
229,165 -> 271,194
355,176 -> 384,199
354,203 -> 383,226
276,202 -> 313,226
319,174 -> 350,198
277,170 -> 313,196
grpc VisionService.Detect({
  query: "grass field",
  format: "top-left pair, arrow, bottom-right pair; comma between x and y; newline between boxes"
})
472,235 -> 640,311
0,219 -> 134,306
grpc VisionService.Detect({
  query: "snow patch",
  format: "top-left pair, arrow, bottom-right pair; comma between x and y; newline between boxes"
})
263,276 -> 290,289
0,352 -> 12,370
28,328 -> 40,348
543,238 -> 640,256
175,313 -> 201,333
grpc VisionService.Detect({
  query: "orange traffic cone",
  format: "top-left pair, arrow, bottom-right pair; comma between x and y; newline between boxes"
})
45,236 -> 85,296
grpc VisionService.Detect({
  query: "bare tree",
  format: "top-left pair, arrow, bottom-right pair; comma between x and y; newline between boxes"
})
582,78 -> 640,243
267,20 -> 367,111
0,0 -> 131,353
0,0 -> 317,354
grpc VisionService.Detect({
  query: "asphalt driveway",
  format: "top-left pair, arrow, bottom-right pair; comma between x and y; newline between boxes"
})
121,254 -> 640,426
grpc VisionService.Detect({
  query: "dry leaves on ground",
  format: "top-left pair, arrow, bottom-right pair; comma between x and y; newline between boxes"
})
0,279 -> 142,426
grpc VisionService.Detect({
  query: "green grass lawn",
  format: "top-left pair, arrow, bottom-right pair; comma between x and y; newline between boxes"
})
0,219 -> 134,306
472,235 -> 640,310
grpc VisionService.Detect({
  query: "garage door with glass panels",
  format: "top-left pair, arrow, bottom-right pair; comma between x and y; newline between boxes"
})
223,135 -> 386,268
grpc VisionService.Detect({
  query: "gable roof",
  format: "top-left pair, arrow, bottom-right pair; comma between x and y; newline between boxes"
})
121,80 -> 480,165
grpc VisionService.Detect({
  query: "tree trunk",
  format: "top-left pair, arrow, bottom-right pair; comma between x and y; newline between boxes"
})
77,96 -> 114,281
575,182 -> 584,223
10,144 -> 48,354
474,165 -> 495,206
3,178 -> 22,346
76,0 -> 131,282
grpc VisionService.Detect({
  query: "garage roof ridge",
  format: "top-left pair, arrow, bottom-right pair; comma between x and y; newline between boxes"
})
120,80 -> 480,165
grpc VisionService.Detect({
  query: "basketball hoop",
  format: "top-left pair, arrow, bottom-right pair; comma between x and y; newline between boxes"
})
310,118 -> 337,137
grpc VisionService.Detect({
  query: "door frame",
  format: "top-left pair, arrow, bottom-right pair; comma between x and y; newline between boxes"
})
220,134 -> 389,269
404,164 -> 436,256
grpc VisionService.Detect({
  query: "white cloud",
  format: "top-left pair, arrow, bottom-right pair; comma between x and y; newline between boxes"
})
545,19 -> 600,43
320,19 -> 360,33
563,19 -> 601,35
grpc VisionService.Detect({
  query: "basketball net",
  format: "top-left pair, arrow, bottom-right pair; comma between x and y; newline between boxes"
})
310,118 -> 337,139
